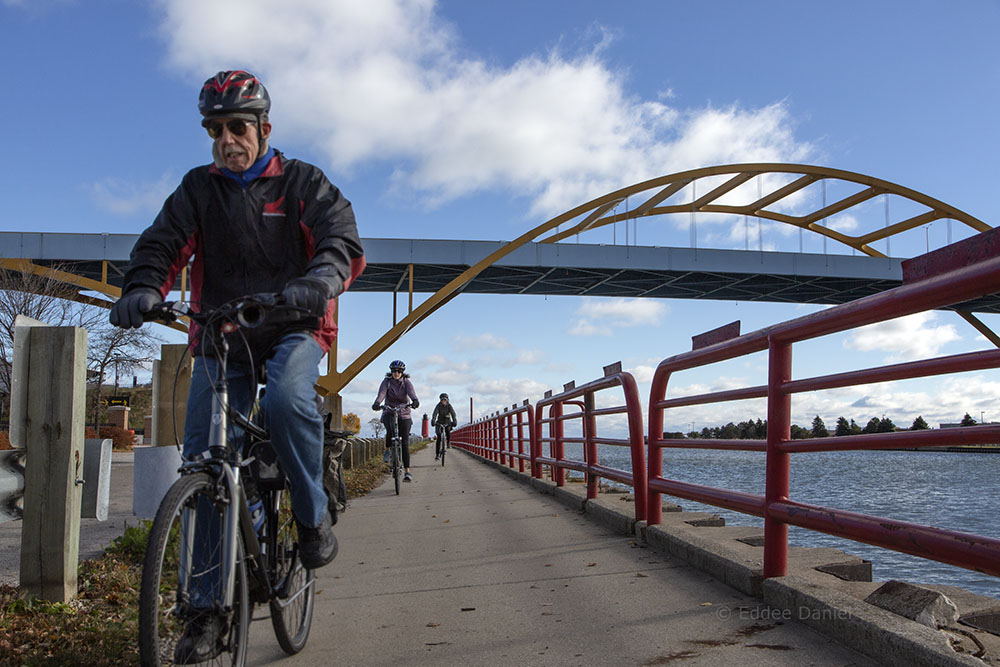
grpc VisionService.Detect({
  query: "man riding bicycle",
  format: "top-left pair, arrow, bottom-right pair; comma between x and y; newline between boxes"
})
432,393 -> 457,460
110,70 -> 365,662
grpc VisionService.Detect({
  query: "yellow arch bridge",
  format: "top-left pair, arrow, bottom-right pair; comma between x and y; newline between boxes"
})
0,163 -> 995,396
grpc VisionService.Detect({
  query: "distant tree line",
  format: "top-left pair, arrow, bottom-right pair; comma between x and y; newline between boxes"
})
670,412 -> 982,440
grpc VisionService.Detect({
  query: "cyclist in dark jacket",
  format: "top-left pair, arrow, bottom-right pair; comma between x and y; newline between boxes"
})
431,393 -> 457,460
373,360 -> 420,481
110,71 -> 363,658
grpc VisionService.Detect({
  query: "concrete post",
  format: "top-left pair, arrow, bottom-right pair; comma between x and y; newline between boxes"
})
19,326 -> 87,602
134,344 -> 190,519
324,394 -> 344,431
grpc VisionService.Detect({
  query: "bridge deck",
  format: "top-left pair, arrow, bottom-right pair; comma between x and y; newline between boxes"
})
240,446 -> 874,666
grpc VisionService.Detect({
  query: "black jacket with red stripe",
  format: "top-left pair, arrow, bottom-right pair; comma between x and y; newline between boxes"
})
122,149 -> 366,361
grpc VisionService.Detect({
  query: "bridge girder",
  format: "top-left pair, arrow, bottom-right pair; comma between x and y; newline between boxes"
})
0,163 -> 992,395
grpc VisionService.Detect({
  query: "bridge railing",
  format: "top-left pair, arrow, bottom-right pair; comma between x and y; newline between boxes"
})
454,230 -> 1000,582
534,364 -> 647,522
494,402 -> 533,473
648,229 -> 1000,578
452,363 -> 647,522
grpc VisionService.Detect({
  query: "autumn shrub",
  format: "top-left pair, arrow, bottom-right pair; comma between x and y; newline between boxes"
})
98,426 -> 135,452
0,431 -> 10,450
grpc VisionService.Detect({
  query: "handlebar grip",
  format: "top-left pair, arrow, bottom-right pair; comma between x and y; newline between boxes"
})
142,301 -> 188,323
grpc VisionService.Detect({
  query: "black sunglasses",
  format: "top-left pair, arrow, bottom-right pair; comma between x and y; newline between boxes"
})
205,119 -> 253,139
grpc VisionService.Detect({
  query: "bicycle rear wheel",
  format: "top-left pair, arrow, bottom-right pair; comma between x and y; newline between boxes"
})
440,436 -> 446,467
139,472 -> 250,666
265,483 -> 315,654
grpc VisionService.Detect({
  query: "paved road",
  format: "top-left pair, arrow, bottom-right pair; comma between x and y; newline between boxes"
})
1,446 -> 874,665
245,447 -> 874,666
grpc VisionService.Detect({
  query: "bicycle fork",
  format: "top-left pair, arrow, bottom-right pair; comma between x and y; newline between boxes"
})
177,375 -> 267,611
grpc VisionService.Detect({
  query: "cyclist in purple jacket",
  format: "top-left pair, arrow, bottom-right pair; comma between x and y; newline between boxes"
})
372,360 -> 420,481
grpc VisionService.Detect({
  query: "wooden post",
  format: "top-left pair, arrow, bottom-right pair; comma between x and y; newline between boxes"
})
153,344 -> 192,447
19,326 -> 87,602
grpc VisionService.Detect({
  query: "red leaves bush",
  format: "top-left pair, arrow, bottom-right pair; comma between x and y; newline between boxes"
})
84,426 -> 135,451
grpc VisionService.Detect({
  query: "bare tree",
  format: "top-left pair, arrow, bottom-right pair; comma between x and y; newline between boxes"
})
87,324 -> 161,427
368,417 -> 384,438
0,265 -> 162,424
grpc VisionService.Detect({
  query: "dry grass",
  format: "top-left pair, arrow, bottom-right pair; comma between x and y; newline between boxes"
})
0,444 -> 424,665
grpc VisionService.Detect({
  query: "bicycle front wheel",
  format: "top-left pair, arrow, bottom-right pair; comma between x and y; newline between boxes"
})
266,483 -> 315,654
139,472 -> 250,667
392,443 -> 401,495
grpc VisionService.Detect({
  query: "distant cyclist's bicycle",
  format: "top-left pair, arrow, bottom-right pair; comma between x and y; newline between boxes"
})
138,295 -> 318,666
376,404 -> 411,495
435,423 -> 452,466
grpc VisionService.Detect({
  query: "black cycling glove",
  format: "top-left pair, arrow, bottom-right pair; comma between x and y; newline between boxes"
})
410,399 -> 419,409
372,402 -> 381,411
281,277 -> 330,317
110,288 -> 161,329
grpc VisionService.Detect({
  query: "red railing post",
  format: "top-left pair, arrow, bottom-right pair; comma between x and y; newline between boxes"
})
584,390 -> 598,500
620,372 -> 648,522
490,415 -> 500,462
516,410 -> 526,472
499,411 -> 508,466
526,404 -> 536,476
646,368 -> 670,526
764,338 -> 792,578
553,402 -> 565,486
531,403 -> 543,478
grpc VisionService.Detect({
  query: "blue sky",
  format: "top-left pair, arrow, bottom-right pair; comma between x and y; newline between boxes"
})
2,0 -> 1000,436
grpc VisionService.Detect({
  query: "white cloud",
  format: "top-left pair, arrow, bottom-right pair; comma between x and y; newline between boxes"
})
845,312 -> 961,361
629,364 -> 657,383
469,377 -> 549,412
570,297 -> 667,336
568,319 -> 612,337
427,368 -> 474,385
580,297 -> 666,325
90,173 -> 177,217
158,0 -> 813,216
419,354 -> 451,367
452,332 -> 512,350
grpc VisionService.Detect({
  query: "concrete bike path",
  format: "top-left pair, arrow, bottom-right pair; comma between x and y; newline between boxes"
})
245,447 -> 874,667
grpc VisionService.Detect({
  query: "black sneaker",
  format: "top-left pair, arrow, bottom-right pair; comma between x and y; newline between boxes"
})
298,511 -> 338,570
174,613 -> 225,664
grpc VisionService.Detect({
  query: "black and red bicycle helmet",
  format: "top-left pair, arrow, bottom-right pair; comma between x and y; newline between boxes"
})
198,70 -> 270,121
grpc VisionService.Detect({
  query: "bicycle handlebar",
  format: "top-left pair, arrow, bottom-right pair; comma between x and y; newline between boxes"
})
143,293 -> 313,329
374,403 -> 417,413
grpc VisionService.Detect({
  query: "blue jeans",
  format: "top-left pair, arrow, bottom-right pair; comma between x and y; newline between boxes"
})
184,332 -> 329,528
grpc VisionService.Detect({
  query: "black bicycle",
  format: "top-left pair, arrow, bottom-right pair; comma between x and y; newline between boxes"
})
376,404 -> 410,495
435,423 -> 452,466
138,295 -> 317,666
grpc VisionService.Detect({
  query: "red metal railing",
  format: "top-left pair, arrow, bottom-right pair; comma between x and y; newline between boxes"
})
454,364 -> 648,522
453,231 -> 1000,582
533,364 -> 647,521
647,243 -> 1000,578
496,402 -> 533,472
